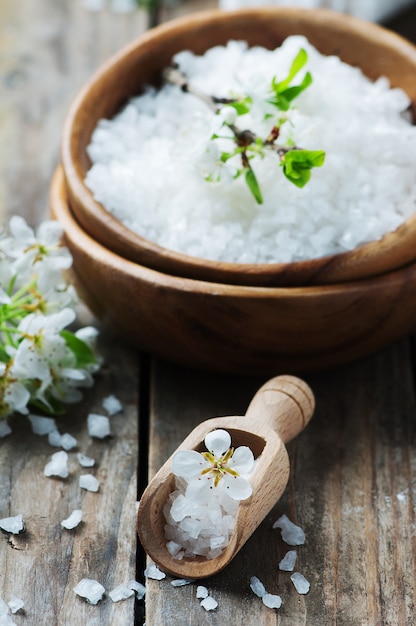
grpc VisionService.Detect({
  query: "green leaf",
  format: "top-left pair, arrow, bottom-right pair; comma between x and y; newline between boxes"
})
275,48 -> 308,92
269,49 -> 311,111
29,396 -> 65,416
0,346 -> 10,363
60,330 -> 96,368
280,149 -> 326,188
245,168 -> 263,204
227,98 -> 252,115
278,71 -> 312,103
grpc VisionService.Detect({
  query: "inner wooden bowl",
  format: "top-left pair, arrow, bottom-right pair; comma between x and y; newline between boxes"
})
51,166 -> 416,375
61,7 -> 416,287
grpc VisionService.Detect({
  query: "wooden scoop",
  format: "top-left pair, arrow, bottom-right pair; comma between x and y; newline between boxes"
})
137,375 -> 314,579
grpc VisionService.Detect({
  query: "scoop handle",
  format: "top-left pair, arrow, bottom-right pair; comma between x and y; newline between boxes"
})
244,375 -> 314,443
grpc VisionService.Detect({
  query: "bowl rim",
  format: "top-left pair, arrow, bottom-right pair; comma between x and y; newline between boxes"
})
61,6 -> 416,288
52,165 -> 416,299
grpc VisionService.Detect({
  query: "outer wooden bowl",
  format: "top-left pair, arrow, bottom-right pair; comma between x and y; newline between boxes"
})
51,166 -> 416,375
61,7 -> 416,288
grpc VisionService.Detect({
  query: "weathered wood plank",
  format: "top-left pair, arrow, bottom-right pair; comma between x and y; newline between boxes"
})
0,325 -> 139,624
145,341 -> 416,625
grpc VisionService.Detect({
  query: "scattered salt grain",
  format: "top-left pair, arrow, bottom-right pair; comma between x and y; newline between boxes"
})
290,572 -> 310,595
279,549 -> 297,571
171,579 -> 192,587
128,580 -> 146,600
109,583 -> 135,602
102,394 -> 123,415
74,578 -> 105,604
7,596 -> 24,615
79,474 -> 100,492
77,452 -> 95,468
200,596 -> 218,611
196,586 -> 208,599
61,510 -> 83,530
144,564 -> 166,580
29,414 -> 56,435
0,514 -> 25,534
48,430 -> 78,451
87,413 -> 111,438
249,576 -> 266,598
262,593 -> 282,609
44,451 -> 69,478
273,514 -> 306,546
0,421 -> 12,438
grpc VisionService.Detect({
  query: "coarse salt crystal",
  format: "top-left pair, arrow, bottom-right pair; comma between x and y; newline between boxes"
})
44,451 -> 69,478
290,572 -> 310,595
171,579 -> 192,587
48,430 -> 78,451
61,510 -> 83,530
249,576 -> 266,598
200,595 -> 218,611
196,585 -> 208,599
262,593 -> 282,609
77,453 -> 95,467
7,596 -> 24,615
279,549 -> 297,571
102,394 -> 123,415
166,540 -> 182,556
0,421 -> 12,438
79,474 -> 100,492
74,578 -> 105,604
128,580 -> 146,599
29,414 -> 56,435
87,413 -> 111,439
0,514 -> 25,534
144,564 -> 166,580
273,514 -> 306,546
109,584 -> 135,602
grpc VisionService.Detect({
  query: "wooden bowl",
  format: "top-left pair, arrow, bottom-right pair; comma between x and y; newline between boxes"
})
61,7 -> 416,288
51,166 -> 416,375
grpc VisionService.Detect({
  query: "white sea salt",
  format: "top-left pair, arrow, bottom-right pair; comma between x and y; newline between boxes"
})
171,579 -> 192,587
0,421 -> 11,438
0,514 -> 25,534
109,583 -> 135,602
249,576 -> 266,598
196,585 -> 209,599
74,578 -> 105,604
273,514 -> 306,546
102,394 -> 123,415
77,452 -> 96,467
128,580 -> 146,599
48,430 -> 78,451
200,595 -> 218,611
61,509 -> 83,530
29,414 -> 56,435
86,37 -> 416,265
279,549 -> 297,571
262,593 -> 282,609
79,474 -> 100,492
144,563 -> 166,580
7,596 -> 24,615
290,572 -> 310,595
87,413 -> 111,438
44,451 -> 69,478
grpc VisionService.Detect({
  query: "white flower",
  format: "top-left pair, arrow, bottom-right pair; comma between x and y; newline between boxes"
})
172,429 -> 254,502
0,362 -> 30,417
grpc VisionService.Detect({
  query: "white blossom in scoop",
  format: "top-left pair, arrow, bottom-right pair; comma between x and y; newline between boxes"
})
172,428 -> 254,502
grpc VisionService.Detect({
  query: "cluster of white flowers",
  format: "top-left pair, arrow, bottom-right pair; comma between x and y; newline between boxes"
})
0,216 -> 99,420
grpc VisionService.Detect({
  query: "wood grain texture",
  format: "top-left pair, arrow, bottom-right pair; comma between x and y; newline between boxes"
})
0,326 -> 139,625
145,342 -> 416,625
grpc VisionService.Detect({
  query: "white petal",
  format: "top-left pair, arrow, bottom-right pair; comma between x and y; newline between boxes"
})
172,450 -> 208,478
9,216 -> 34,243
0,287 -> 11,304
204,429 -> 231,457
222,474 -> 252,500
229,446 -> 255,474
185,476 -> 216,503
36,220 -> 63,245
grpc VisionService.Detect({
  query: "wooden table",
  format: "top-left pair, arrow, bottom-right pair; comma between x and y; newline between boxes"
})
1,2 -> 416,624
